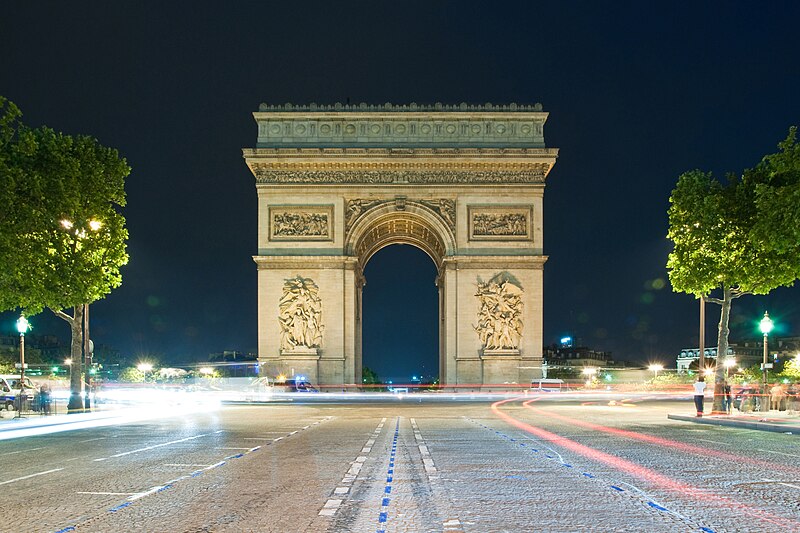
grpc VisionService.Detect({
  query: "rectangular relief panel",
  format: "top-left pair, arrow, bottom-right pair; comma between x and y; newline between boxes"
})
269,205 -> 334,241
468,205 -> 533,241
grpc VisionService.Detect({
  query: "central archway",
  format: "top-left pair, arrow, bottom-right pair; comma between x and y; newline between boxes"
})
346,203 -> 455,386
361,244 -> 438,386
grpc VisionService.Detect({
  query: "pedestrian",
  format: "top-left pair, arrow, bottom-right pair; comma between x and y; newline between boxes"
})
721,380 -> 732,414
770,382 -> 785,411
693,376 -> 706,417
39,383 -> 52,415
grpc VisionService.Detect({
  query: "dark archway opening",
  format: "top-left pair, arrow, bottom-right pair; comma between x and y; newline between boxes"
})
362,244 -> 438,386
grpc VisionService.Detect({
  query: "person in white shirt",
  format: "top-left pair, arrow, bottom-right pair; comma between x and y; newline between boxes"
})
693,377 -> 707,417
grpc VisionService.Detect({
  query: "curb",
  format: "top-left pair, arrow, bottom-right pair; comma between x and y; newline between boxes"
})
668,413 -> 799,435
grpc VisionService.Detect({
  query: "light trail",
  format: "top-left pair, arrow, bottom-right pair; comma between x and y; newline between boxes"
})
521,400 -> 800,475
492,398 -> 799,530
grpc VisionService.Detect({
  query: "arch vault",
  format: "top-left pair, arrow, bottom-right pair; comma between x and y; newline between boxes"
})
244,102 -> 558,388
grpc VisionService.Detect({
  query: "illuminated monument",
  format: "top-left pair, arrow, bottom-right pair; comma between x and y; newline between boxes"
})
243,102 -> 558,387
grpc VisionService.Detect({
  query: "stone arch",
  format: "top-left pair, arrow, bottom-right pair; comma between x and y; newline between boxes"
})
345,202 -> 456,268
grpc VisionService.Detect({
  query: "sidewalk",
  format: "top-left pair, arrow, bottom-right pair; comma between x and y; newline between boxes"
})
668,410 -> 800,434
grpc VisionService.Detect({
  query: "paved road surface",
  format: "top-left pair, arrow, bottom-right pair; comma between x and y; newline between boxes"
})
1,396 -> 798,532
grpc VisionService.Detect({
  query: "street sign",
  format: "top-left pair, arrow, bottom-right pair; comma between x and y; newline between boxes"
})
761,363 -> 774,369
14,363 -> 28,369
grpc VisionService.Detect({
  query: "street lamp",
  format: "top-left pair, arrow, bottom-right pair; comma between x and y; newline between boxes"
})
137,362 -> 153,382
723,358 -> 737,378
648,363 -> 664,380
759,311 -> 774,412
582,367 -> 597,387
15,316 -> 30,416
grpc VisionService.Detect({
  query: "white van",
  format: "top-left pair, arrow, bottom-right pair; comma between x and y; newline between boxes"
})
0,374 -> 36,410
530,379 -> 565,392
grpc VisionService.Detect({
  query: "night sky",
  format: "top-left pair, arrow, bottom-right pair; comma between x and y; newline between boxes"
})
2,2 -> 800,379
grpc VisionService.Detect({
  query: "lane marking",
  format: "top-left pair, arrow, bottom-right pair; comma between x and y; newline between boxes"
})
77,491 -> 138,496
320,417 -> 386,517
697,439 -> 731,446
0,468 -> 64,486
762,478 -> 800,490
78,438 -> 107,443
94,433 -> 211,461
376,418 -> 400,533
757,449 -> 800,459
0,446 -> 44,456
163,463 -> 214,467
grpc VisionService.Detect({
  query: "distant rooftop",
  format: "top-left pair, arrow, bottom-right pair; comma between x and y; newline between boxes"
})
257,102 -> 544,112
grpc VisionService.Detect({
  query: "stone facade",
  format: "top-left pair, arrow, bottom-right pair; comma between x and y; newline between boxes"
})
245,102 -> 558,388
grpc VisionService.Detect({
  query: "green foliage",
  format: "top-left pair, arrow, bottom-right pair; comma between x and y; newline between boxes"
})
668,128 -> 800,297
729,364 -> 763,385
0,97 -> 131,314
778,357 -> 800,381
362,366 -> 381,384
117,367 -> 145,383
651,372 -> 694,385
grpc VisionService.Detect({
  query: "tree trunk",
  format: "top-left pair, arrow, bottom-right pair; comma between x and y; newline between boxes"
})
712,285 -> 732,414
53,305 -> 85,412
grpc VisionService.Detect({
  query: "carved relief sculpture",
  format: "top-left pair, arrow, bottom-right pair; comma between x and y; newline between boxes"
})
474,275 -> 524,350
469,206 -> 532,241
279,276 -> 324,350
269,206 -> 332,241
346,198 -> 456,234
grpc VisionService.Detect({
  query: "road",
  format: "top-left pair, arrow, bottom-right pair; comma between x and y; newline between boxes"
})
1,395 -> 798,532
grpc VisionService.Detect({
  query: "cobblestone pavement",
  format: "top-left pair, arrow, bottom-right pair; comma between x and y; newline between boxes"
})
1,397 -> 798,532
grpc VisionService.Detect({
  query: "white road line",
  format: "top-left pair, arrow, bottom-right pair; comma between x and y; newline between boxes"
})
163,463 -> 214,467
320,417 -> 385,517
94,433 -> 211,461
697,438 -> 731,446
77,491 -> 138,496
411,418 -> 438,476
0,468 -> 64,486
758,448 -> 800,458
128,485 -> 168,501
0,446 -> 44,456
78,437 -> 107,443
762,478 -> 800,490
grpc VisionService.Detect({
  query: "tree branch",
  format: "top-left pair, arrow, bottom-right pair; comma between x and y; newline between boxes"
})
51,308 -> 74,324
730,290 -> 751,299
705,297 -> 725,305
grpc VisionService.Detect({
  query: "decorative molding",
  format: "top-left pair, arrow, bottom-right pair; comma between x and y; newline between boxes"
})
269,205 -> 333,241
345,198 -> 456,234
254,169 -> 546,185
469,205 -> 533,241
474,273 -> 524,350
279,276 -> 323,351
257,102 -> 544,112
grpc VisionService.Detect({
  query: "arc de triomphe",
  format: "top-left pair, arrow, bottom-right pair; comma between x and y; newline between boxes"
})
243,102 -> 558,387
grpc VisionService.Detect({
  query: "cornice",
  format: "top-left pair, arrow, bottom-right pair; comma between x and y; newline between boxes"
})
256,102 -> 544,113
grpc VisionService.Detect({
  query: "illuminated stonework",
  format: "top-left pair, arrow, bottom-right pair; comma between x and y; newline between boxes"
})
246,103 -> 557,387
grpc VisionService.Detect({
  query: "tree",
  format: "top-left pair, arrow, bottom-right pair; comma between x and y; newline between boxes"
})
667,128 -> 800,413
0,97 -> 130,411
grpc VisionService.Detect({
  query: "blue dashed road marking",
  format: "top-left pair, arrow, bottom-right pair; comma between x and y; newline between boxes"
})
376,418 -> 400,533
610,485 -> 625,492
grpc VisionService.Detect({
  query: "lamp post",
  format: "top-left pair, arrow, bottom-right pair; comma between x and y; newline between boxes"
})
648,363 -> 664,380
759,311 -> 774,412
15,316 -> 30,416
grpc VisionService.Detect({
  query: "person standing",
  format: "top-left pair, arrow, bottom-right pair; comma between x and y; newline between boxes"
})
693,376 -> 706,417
770,382 -> 785,411
720,380 -> 732,414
